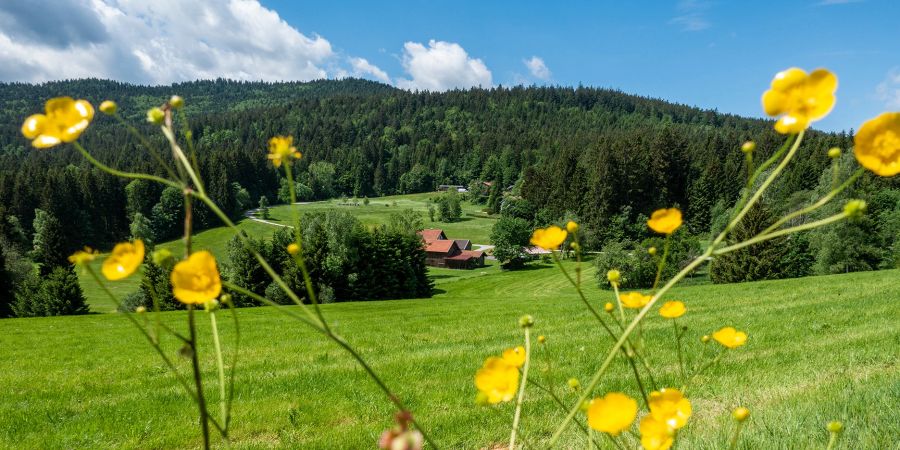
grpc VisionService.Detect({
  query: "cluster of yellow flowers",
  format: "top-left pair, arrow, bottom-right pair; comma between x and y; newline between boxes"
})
474,346 -> 526,404
585,388 -> 691,450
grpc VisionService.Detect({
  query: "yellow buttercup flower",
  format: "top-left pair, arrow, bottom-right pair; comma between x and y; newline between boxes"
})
101,240 -> 145,281
587,392 -> 638,435
566,221 -> 579,233
648,388 -> 692,430
21,97 -> 94,148
99,100 -> 117,115
762,67 -> 837,134
620,292 -> 651,309
171,251 -> 222,304
659,301 -> 686,319
268,135 -> 302,168
68,247 -> 98,266
640,415 -> 675,450
712,326 -> 748,349
474,356 -> 519,404
501,346 -> 526,368
647,208 -> 682,235
530,225 -> 567,250
854,112 -> 900,176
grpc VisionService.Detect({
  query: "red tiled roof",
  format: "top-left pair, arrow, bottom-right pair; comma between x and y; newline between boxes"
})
426,240 -> 456,253
419,229 -> 445,244
447,250 -> 484,261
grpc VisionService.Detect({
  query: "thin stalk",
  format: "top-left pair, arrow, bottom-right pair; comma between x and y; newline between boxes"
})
188,305 -> 211,449
525,379 -> 593,440
682,351 -> 726,393
112,113 -> 180,181
714,212 -> 847,255
224,302 -> 240,432
825,431 -> 841,450
729,134 -> 796,225
759,168 -> 864,236
72,142 -> 180,189
161,125 -> 205,196
651,236 -> 671,291
673,319 -> 686,380
729,421 -> 745,450
209,311 -> 228,437
509,328 -> 531,450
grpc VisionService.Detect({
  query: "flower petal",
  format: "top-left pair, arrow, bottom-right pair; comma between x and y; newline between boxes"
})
21,114 -> 46,139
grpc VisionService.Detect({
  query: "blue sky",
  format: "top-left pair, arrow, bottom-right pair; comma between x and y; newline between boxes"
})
1,0 -> 898,132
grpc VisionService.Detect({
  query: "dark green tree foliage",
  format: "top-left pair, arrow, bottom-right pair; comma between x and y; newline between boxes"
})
141,256 -> 180,311
0,245 -> 14,317
486,182 -> 502,214
387,209 -> 424,235
129,212 -> 153,243
490,216 -> 532,269
258,196 -> 270,220
151,187 -> 185,242
12,266 -> 88,317
224,233 -> 271,307
125,179 -> 162,220
594,233 -> 701,289
709,204 -> 789,283
31,209 -> 67,272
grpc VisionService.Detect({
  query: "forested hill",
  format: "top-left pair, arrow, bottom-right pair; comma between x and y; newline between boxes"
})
0,78 -> 869,254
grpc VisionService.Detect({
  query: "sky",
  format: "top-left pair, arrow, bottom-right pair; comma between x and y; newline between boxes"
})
1,0 -> 898,132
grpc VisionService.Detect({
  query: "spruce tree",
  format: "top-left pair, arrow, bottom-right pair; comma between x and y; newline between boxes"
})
709,204 -> 788,283
31,209 -> 67,272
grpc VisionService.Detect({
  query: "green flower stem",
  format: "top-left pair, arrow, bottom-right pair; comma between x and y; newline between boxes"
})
112,113 -> 181,182
219,282 -> 438,448
673,319 -> 686,380
209,310 -> 229,439
713,212 -> 847,255
84,267 -> 197,401
759,167 -> 864,237
187,305 -> 211,450
546,247 -> 712,447
729,134 -> 796,225
652,236 -> 672,291
553,254 -> 652,404
825,430 -> 841,450
284,161 -> 332,334
729,420 -> 745,450
509,328 -> 531,450
682,350 -> 726,393
525,379 -> 594,440
72,142 -> 181,189
161,125 -> 205,196
716,130 -> 805,248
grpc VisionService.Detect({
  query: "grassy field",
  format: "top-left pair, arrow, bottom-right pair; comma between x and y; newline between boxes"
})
80,192 -> 498,312
268,192 -> 497,244
5,261 -> 898,449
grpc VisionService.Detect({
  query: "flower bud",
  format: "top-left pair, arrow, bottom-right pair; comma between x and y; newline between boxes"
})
169,95 -> 184,109
604,302 -> 614,313
475,391 -> 490,406
519,314 -> 535,328
566,221 -> 579,233
844,200 -> 867,221
741,141 -> 756,153
579,400 -> 591,412
648,247 -> 657,256
99,100 -> 117,115
827,421 -> 843,433
567,378 -> 580,391
220,293 -> 232,306
287,243 -> 300,255
701,335 -> 710,343
732,407 -> 750,422
135,306 -> 147,314
828,147 -> 841,159
152,248 -> 174,267
204,299 -> 220,312
570,242 -> 580,251
537,335 -> 546,344
146,107 -> 165,125
606,269 -> 621,283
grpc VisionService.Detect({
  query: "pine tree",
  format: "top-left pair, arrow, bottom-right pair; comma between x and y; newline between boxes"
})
31,209 -> 67,272
709,204 -> 789,283
258,196 -> 270,220
12,266 -> 88,317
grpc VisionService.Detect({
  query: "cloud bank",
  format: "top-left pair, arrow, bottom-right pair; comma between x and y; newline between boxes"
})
395,40 -> 492,91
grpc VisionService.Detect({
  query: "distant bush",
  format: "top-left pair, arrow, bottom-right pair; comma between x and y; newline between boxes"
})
118,290 -> 148,313
13,266 -> 88,317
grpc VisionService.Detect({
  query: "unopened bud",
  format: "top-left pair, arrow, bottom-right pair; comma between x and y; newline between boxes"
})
579,400 -> 591,412
570,242 -> 580,251
844,200 -> 866,221
567,378 -> 580,391
287,243 -> 300,255
827,421 -> 843,433
204,299 -> 220,312
169,95 -> 184,109
648,247 -> 657,256
146,107 -> 165,125
606,269 -> 621,283
519,314 -> 534,328
604,302 -> 614,313
537,335 -> 546,344
732,407 -> 750,422
135,306 -> 146,314
566,221 -> 579,234
99,100 -> 117,115
701,335 -> 710,343
152,248 -> 174,267
741,141 -> 756,153
828,147 -> 841,159
220,294 -> 232,306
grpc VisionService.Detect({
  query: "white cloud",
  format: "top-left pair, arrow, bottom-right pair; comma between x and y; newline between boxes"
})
348,57 -> 390,84
523,56 -> 551,81
876,67 -> 900,109
670,0 -> 711,32
395,40 -> 491,92
0,0 -> 337,84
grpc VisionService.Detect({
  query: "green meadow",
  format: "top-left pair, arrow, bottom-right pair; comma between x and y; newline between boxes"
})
5,258 -> 898,448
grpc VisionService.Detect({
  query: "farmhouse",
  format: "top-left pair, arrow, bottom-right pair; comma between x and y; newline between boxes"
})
418,229 -> 485,269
